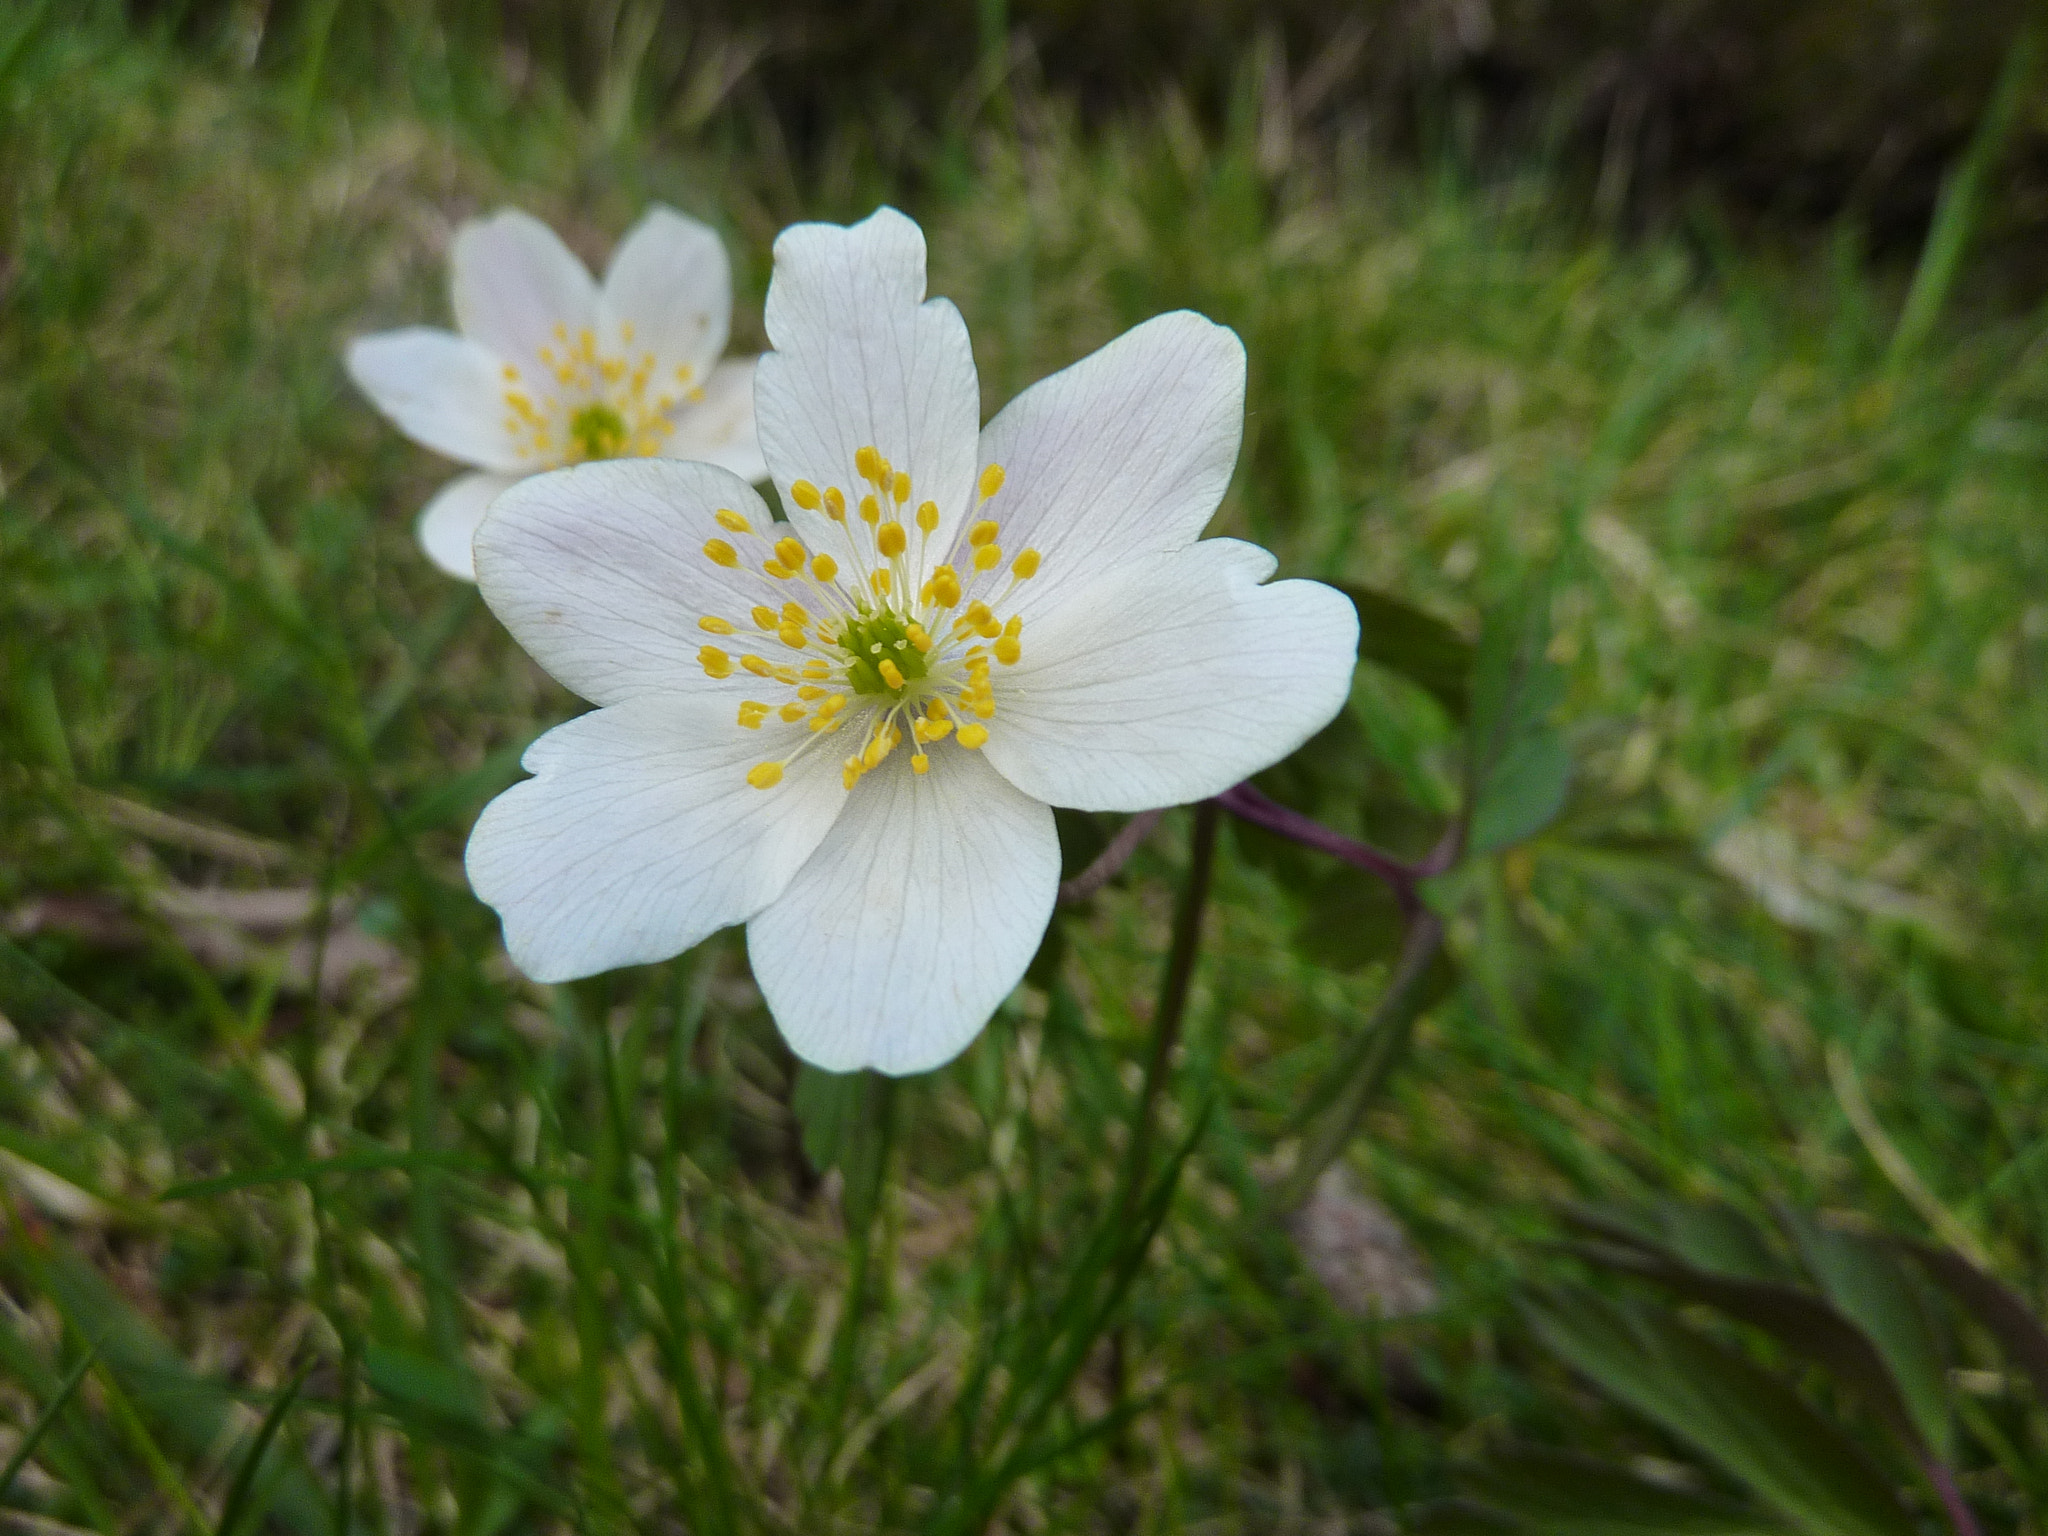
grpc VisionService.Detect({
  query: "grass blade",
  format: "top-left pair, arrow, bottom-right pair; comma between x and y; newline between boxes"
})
0,1340 -> 100,1503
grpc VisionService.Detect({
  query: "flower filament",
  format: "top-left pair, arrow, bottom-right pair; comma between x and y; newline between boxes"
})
694,450 -> 1042,789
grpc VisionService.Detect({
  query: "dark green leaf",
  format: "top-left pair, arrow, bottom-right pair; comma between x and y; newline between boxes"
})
1293,864 -> 1407,971
215,1359 -> 311,1536
1783,1214 -> 1952,1458
1525,1288 -> 1918,1536
1339,583 -> 1474,720
1466,580 -> 1571,854
1469,1445 -> 1788,1536
0,1340 -> 98,1502
1895,1239 -> 2048,1403
363,1343 -> 492,1433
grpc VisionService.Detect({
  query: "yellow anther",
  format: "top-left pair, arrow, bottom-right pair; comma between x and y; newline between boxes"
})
779,702 -> 807,722
859,494 -> 881,525
790,480 -> 822,510
974,543 -> 1003,572
1011,548 -> 1041,580
916,500 -> 939,534
502,362 -> 519,380
824,487 -> 847,521
911,752 -> 930,774
957,723 -> 989,749
699,646 -> 733,679
741,655 -> 774,677
763,561 -> 796,580
964,601 -> 994,626
862,737 -> 887,770
699,616 -> 735,635
924,717 -> 954,741
798,685 -> 828,699
925,698 -> 950,719
778,623 -> 808,650
978,464 -> 1006,499
714,507 -> 751,533
891,471 -> 911,504
703,539 -> 738,568
781,602 -> 809,624
855,445 -> 882,482
774,536 -> 805,569
877,522 -> 907,558
802,660 -> 834,679
871,569 -> 893,596
752,605 -> 779,629
843,759 -> 862,790
747,762 -> 783,789
879,658 -> 906,690
811,553 -> 838,581
1003,614 -> 1022,637
995,636 -> 1021,665
968,519 -> 1000,548
970,696 -> 997,719
906,622 -> 932,653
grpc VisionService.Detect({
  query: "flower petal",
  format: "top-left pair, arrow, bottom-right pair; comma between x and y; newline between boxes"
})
667,357 -> 767,483
468,694 -> 847,983
598,204 -> 732,387
346,328 -> 523,471
474,457 -> 795,706
755,207 -> 980,564
450,208 -> 599,372
979,539 -> 1359,811
973,311 -> 1245,622
746,748 -> 1058,1076
416,471 -> 519,580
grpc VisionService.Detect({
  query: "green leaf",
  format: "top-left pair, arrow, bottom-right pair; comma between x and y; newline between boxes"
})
1783,1214 -> 1952,1458
214,1359 -> 311,1536
1339,583 -> 1473,720
1895,1239 -> 2048,1403
1469,1445 -> 1788,1536
1293,864 -> 1407,972
1525,1288 -> 1919,1536
0,1340 -> 98,1502
1465,580 -> 1571,855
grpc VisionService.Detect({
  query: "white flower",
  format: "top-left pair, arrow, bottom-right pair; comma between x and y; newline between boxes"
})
465,207 -> 1358,1075
346,206 -> 766,580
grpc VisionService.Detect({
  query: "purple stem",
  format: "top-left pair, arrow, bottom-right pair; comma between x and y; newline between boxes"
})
1210,783 -> 1424,917
1059,808 -> 1167,904
1922,1456 -> 1982,1536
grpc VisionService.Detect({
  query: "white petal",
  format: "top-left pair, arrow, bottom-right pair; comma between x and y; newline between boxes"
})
450,209 -> 599,372
974,312 -> 1245,622
598,205 -> 732,386
755,207 -> 980,564
416,471 -> 519,580
346,328 -> 523,471
468,694 -> 847,983
746,748 -> 1058,1076
979,539 -> 1359,811
473,457 -> 794,707
666,358 -> 767,482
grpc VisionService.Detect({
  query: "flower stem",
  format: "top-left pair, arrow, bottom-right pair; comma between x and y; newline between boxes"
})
1121,800 -> 1219,1217
1059,807 -> 1167,904
1211,782 -> 1423,917
1922,1456 -> 1983,1536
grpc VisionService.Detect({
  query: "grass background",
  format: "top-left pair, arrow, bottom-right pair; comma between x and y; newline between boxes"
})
3,1 -> 2048,1529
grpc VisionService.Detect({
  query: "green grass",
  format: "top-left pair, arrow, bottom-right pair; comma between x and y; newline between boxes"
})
4,5 -> 2048,1531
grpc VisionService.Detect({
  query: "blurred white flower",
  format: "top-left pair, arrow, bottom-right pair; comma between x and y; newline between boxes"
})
465,207 -> 1358,1075
347,206 -> 765,580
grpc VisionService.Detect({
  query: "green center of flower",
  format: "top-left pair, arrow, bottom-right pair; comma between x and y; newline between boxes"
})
838,609 -> 929,697
569,401 -> 630,461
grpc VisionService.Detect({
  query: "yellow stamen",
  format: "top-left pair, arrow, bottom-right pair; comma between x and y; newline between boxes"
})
811,553 -> 839,581
824,487 -> 848,521
879,658 -> 906,690
779,702 -> 807,722
957,724 -> 989,749
790,480 -> 822,510
741,655 -> 774,677
747,763 -> 783,789
1012,548 -> 1041,579
774,536 -> 806,569
871,569 -> 893,596
855,445 -> 883,482
877,522 -> 907,558
703,539 -> 738,568
978,464 -> 1006,498
699,616 -> 735,635
911,752 -> 930,774
752,605 -> 779,629
973,543 -> 1003,572
891,471 -> 911,504
699,646 -> 733,679
714,508 -> 750,533
859,494 -> 881,525
916,500 -> 940,534
995,635 -> 1021,665
907,622 -> 932,652
778,623 -> 808,649
968,520 -> 1000,548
